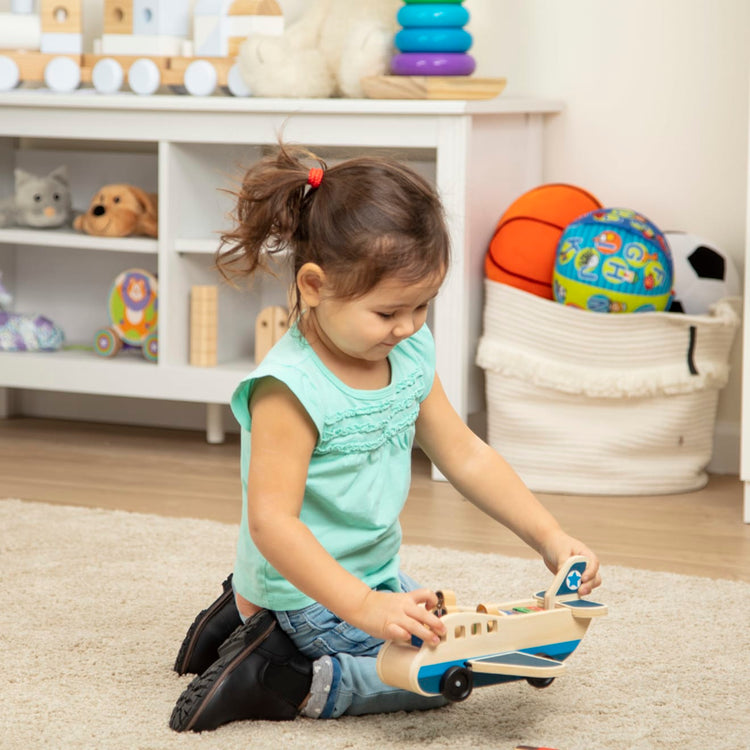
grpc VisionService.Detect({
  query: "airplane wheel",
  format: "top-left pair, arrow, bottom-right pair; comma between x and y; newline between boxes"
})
527,677 -> 555,689
440,666 -> 473,702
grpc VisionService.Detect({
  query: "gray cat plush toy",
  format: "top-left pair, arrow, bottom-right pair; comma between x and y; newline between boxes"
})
0,166 -> 73,229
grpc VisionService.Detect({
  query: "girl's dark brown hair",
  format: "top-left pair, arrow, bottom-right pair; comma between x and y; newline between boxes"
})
217,143 -> 451,320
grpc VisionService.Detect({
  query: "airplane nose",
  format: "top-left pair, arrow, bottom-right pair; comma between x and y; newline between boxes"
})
93,205 -> 106,216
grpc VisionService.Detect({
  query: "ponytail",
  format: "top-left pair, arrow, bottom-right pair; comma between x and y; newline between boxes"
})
217,144 -> 325,282
218,142 -> 450,323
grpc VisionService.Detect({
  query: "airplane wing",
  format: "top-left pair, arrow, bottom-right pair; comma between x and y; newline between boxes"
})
467,651 -> 566,678
556,599 -> 608,618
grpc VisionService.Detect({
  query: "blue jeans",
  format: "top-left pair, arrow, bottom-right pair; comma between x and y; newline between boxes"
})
274,572 -> 448,718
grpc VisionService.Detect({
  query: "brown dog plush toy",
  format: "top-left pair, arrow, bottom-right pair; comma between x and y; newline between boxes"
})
74,184 -> 158,238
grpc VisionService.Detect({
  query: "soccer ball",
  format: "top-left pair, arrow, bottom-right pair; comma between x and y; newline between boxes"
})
665,232 -> 740,315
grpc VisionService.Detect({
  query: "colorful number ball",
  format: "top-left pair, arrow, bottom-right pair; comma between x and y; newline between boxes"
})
553,208 -> 673,313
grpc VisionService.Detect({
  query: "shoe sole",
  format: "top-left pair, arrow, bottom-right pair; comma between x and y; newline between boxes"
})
173,581 -> 234,675
170,617 -> 276,732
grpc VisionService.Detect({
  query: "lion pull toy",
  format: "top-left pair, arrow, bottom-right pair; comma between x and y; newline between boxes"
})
377,556 -> 607,702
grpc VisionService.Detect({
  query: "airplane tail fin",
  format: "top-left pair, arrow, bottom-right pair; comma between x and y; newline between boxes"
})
535,556 -> 607,617
535,556 -> 588,610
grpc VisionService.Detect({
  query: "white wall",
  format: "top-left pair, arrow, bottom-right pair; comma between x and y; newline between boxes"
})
469,0 -> 748,472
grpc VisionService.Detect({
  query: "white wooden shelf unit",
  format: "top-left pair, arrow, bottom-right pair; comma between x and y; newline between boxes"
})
0,92 -> 561,443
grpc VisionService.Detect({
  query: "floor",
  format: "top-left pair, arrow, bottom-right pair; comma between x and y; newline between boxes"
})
1,417 -> 749,582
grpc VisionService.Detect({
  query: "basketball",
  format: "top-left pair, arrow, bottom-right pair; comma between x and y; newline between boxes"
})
485,184 -> 602,299
553,208 -> 673,313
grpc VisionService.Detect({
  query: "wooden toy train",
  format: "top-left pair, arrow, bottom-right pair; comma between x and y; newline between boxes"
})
0,0 -> 283,96
377,556 -> 607,702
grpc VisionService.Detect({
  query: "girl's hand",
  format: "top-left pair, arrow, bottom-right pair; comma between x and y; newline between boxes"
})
540,532 -> 602,596
355,588 -> 447,646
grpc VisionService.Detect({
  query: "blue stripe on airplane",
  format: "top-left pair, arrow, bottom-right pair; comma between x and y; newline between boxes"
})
416,639 -> 581,694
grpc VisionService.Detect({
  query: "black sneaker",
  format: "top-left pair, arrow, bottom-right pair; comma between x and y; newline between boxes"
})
173,574 -> 242,676
169,610 -> 313,732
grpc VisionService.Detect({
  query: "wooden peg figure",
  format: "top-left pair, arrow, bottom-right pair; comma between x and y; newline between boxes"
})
254,305 -> 288,364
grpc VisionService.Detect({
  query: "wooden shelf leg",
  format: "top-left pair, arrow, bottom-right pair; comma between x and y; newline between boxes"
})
206,402 -> 225,445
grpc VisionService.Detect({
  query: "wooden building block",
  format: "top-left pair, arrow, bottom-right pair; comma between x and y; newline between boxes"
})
190,285 -> 218,368
103,0 -> 133,35
254,305 -> 288,364
361,75 -> 507,101
40,0 -> 82,35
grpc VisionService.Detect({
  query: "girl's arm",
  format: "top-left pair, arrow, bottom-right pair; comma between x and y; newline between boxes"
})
415,374 -> 601,595
245,377 -> 446,645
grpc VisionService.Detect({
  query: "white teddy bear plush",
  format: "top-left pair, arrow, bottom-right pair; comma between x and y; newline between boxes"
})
237,0 -> 400,98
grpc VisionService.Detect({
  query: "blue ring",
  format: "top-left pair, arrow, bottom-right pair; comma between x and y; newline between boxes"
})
397,4 -> 469,27
395,28 -> 473,53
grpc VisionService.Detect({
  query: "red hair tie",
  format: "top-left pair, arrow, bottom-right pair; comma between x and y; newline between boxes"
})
307,167 -> 324,189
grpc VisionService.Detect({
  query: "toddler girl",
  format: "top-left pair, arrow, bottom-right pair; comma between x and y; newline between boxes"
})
169,144 -> 601,732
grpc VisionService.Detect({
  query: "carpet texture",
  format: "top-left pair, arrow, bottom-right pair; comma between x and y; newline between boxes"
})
1,498 -> 747,750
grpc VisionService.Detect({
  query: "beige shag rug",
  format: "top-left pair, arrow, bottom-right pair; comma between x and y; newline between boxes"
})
1,499 -> 748,750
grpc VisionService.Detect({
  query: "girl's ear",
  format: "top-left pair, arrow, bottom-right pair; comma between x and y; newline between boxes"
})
297,263 -> 327,308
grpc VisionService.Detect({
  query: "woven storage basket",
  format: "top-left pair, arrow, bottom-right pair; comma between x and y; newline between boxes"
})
476,281 -> 740,495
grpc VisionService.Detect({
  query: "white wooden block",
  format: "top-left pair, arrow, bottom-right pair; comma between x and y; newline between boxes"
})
193,16 -> 226,57
92,57 -> 124,94
133,0 -> 191,37
193,0 -> 224,14
43,56 -> 81,93
184,59 -> 218,97
40,32 -> 83,54
12,0 -> 35,12
101,33 -> 183,56
0,56 -> 20,92
127,57 -> 161,95
0,13 -> 40,49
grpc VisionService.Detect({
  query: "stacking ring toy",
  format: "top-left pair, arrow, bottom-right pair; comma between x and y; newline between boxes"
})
397,4 -> 469,27
395,28 -> 472,53
402,0 -> 465,4
391,52 -> 476,76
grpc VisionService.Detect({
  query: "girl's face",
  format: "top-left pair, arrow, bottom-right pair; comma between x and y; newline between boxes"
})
309,272 -> 443,364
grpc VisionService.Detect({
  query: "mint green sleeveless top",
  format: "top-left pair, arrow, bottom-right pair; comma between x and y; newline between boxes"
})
231,323 -> 435,610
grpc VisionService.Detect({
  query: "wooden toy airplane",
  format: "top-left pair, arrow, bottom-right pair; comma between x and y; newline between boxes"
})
376,556 -> 607,702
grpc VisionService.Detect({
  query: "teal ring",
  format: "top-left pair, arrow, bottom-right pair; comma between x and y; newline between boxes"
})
395,28 -> 472,53
397,4 -> 469,27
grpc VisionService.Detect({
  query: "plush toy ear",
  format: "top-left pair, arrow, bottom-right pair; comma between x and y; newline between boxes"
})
14,169 -> 33,190
128,185 -> 158,237
128,186 -> 158,219
48,165 -> 70,188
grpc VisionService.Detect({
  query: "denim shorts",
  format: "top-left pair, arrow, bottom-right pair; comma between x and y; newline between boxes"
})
274,572 -> 447,718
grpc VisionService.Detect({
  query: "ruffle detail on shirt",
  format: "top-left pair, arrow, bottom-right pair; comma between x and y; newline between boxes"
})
315,371 -> 425,455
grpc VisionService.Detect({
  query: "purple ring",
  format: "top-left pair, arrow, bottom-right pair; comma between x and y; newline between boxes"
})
391,52 -> 476,76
